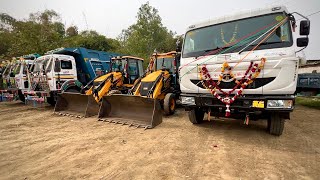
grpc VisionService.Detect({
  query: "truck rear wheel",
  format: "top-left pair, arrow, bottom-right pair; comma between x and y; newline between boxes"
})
268,113 -> 285,136
18,90 -> 25,102
188,108 -> 204,124
164,93 -> 176,115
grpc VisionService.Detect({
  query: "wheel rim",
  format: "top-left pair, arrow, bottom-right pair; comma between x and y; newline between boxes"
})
170,98 -> 175,111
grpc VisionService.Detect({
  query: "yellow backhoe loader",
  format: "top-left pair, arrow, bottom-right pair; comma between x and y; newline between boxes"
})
98,51 -> 181,129
54,56 -> 144,118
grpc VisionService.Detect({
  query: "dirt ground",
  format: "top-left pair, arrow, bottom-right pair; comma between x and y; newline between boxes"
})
0,102 -> 319,180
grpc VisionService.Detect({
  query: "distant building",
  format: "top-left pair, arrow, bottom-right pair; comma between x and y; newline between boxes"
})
298,60 -> 320,74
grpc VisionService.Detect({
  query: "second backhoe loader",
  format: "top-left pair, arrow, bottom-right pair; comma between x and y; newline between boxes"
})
54,56 -> 144,118
98,51 -> 180,129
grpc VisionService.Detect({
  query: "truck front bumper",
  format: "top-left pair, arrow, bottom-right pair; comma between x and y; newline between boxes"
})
181,94 -> 295,116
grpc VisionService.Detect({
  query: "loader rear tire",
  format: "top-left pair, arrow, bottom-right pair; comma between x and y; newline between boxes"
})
163,93 -> 175,115
268,113 -> 285,136
188,108 -> 204,124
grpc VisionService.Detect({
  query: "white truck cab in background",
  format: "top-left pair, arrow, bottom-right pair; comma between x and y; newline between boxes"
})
179,6 -> 310,135
15,59 -> 34,101
27,54 -> 78,105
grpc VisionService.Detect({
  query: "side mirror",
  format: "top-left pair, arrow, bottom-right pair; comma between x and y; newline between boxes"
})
176,39 -> 182,52
297,37 -> 309,47
54,59 -> 61,72
300,20 -> 310,36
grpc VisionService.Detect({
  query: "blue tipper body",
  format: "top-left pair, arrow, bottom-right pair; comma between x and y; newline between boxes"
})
50,47 -> 121,85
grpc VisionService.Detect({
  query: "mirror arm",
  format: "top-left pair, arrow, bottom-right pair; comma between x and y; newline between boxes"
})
296,46 -> 307,53
290,12 -> 310,21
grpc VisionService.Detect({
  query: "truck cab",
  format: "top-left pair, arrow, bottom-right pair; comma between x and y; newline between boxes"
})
179,6 -> 310,135
30,54 -> 77,91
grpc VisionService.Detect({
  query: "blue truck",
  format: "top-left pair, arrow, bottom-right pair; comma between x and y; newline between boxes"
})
26,47 -> 121,106
297,73 -> 320,96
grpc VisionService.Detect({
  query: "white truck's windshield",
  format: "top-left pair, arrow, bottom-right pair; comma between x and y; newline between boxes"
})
183,13 -> 292,58
33,57 -> 51,73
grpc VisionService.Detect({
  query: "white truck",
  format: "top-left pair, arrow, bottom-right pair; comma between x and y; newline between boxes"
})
15,54 -> 40,102
0,54 -> 38,102
25,47 -> 118,106
179,6 -> 310,135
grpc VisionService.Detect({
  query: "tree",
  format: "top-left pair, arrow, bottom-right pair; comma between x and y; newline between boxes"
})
0,10 -> 65,57
118,2 -> 176,65
66,26 -> 78,37
63,30 -> 120,52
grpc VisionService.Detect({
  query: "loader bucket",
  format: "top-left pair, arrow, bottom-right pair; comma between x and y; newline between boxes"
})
98,94 -> 162,129
54,92 -> 100,118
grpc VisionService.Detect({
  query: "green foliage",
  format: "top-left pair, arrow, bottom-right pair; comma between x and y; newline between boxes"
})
0,3 -> 178,65
296,97 -> 320,109
66,26 -> 78,37
0,9 -> 121,59
118,2 -> 176,66
63,30 -> 120,52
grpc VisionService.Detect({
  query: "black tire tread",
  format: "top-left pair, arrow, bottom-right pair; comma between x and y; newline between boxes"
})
188,109 -> 204,124
163,93 -> 175,115
269,113 -> 285,136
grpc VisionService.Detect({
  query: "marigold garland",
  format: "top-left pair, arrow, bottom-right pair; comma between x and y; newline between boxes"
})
200,58 -> 266,117
221,24 -> 238,45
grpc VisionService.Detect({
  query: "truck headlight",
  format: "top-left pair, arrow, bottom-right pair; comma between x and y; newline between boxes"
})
181,96 -> 195,105
267,100 -> 293,108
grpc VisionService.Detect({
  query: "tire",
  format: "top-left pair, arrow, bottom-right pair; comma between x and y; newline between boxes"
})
188,108 -> 205,124
18,90 -> 25,102
163,93 -> 176,115
268,113 -> 285,136
47,96 -> 56,106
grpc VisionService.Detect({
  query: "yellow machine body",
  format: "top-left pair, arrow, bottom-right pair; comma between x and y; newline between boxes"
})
54,56 -> 144,118
98,51 -> 179,128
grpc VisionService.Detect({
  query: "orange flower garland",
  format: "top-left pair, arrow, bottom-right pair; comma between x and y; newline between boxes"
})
200,58 -> 266,117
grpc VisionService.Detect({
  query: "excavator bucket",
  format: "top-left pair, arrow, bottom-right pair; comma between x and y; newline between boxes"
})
54,92 -> 100,118
98,94 -> 162,129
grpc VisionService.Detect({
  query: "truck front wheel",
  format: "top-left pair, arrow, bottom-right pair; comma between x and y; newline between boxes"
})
188,108 -> 204,124
268,113 -> 285,136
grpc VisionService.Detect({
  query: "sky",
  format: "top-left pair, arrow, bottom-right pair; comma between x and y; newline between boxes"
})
0,0 -> 319,59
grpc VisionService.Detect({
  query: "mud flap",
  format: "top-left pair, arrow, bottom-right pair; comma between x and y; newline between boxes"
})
98,95 -> 162,129
54,92 -> 100,118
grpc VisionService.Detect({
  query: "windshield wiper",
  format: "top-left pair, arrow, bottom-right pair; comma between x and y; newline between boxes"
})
238,41 -> 282,54
204,46 -> 230,54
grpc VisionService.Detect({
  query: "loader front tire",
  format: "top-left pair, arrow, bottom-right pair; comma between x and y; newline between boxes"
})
188,108 -> 204,124
163,93 -> 175,115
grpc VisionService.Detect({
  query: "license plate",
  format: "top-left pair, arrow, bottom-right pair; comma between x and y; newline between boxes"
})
252,100 -> 264,108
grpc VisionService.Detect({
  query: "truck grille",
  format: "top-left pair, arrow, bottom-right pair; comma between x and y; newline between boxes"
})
191,77 -> 275,89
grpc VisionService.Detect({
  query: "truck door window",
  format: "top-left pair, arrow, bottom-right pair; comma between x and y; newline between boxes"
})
46,58 -> 53,72
61,60 -> 72,69
15,63 -> 22,74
